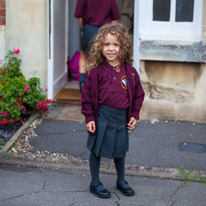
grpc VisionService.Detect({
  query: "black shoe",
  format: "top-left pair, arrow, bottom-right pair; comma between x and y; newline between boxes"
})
90,182 -> 111,198
116,181 -> 135,196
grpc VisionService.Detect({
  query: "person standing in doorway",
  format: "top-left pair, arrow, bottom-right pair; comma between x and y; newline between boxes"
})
116,0 -> 134,34
74,0 -> 120,92
81,22 -> 145,198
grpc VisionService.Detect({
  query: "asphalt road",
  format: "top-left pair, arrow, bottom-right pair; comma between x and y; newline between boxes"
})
29,119 -> 206,170
1,164 -> 206,206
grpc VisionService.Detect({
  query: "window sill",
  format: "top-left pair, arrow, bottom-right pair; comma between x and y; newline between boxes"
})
139,40 -> 206,63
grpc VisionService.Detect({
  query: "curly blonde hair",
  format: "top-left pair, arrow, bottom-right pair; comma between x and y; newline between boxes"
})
87,22 -> 133,72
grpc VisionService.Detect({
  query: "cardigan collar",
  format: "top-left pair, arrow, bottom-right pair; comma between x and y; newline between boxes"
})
102,60 -> 124,71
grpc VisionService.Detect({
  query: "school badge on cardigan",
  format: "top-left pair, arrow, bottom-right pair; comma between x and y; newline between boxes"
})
121,75 -> 127,89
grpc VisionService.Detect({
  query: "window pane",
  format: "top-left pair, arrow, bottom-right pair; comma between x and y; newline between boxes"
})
153,0 -> 171,21
176,0 -> 194,22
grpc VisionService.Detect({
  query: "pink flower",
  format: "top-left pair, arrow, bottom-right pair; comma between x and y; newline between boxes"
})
13,49 -> 20,54
0,120 -> 7,125
46,98 -> 52,104
36,103 -> 40,108
0,111 -> 8,117
22,106 -> 26,113
43,105 -> 48,111
10,120 -> 14,124
25,85 -> 29,91
19,119 -> 24,124
41,100 -> 46,106
0,58 -> 2,64
45,88 -> 48,92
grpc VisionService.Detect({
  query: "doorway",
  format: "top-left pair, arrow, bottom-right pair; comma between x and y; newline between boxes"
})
48,0 -> 139,102
54,0 -> 82,102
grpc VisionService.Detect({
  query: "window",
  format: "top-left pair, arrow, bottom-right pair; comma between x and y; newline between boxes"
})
139,0 -> 202,41
153,0 -> 171,21
175,0 -> 194,22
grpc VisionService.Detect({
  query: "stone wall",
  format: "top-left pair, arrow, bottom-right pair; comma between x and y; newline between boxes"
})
140,61 -> 206,123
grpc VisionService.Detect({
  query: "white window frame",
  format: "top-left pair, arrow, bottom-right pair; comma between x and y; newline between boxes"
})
139,0 -> 203,41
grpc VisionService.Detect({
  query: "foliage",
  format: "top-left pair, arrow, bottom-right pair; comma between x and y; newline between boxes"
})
178,166 -> 206,184
0,139 -> 7,150
0,49 -> 51,125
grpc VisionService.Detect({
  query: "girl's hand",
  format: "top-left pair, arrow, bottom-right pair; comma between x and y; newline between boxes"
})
86,121 -> 96,133
127,117 -> 137,130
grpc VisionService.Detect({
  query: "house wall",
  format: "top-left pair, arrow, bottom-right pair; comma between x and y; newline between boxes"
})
139,2 -> 206,123
0,0 -> 6,59
0,0 -> 5,25
5,0 -> 48,89
0,25 -> 5,60
140,61 -> 206,123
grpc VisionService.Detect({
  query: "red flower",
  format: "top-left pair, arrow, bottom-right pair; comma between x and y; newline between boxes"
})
10,120 -> 14,124
1,111 -> 8,117
43,105 -> 48,111
45,88 -> 48,92
22,106 -> 26,113
19,119 -> 24,124
0,120 -> 7,125
13,49 -> 20,54
46,98 -> 52,104
41,100 -> 46,106
36,103 -> 40,108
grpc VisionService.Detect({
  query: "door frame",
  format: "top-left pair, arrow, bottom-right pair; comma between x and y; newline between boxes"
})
133,0 -> 140,73
47,0 -> 69,100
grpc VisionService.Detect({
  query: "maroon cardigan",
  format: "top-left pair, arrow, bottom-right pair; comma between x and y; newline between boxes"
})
81,62 -> 145,124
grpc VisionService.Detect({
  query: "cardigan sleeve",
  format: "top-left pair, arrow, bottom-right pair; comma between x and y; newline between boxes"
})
81,69 -> 96,123
74,0 -> 85,18
131,70 -> 145,119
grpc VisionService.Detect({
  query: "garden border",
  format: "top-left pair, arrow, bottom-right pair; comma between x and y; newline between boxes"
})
0,113 -> 39,153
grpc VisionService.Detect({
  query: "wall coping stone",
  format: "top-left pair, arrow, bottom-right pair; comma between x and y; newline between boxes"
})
140,40 -> 206,63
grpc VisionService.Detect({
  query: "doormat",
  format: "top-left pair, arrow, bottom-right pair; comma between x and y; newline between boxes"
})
54,88 -> 81,101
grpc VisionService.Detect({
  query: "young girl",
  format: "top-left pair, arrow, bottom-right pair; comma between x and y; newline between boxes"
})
74,0 -> 120,91
81,22 -> 144,198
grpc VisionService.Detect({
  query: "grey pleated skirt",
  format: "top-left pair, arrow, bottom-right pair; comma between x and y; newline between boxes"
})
87,104 -> 129,159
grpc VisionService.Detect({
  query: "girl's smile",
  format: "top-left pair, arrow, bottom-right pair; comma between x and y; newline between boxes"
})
102,33 -> 121,66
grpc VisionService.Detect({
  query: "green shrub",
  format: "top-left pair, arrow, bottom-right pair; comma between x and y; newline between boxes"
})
0,49 -> 51,125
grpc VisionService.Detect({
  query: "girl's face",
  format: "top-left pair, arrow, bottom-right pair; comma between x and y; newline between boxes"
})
102,33 -> 121,66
